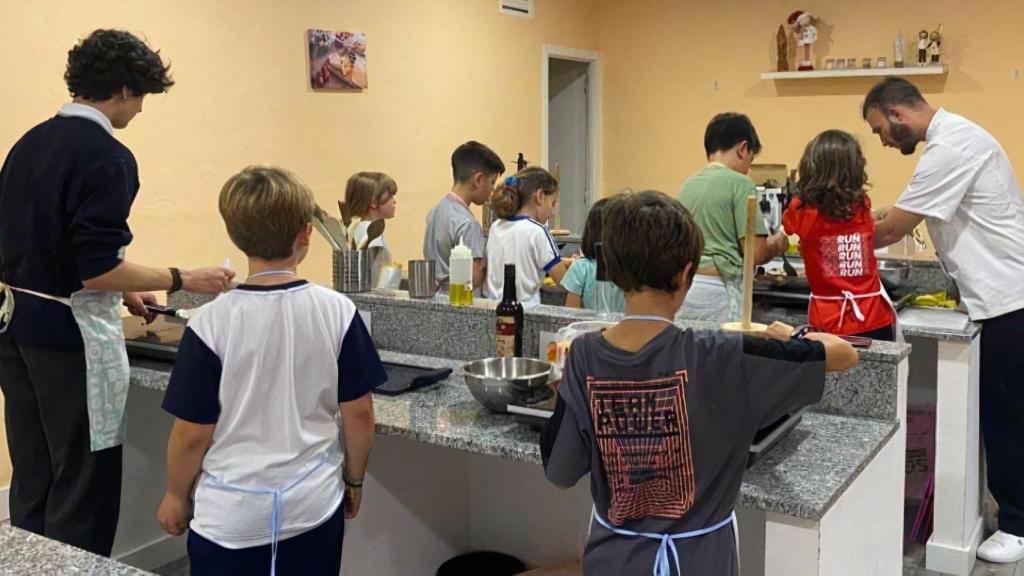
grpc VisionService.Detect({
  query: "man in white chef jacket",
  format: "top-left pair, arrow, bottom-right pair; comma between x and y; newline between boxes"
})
863,76 -> 1024,564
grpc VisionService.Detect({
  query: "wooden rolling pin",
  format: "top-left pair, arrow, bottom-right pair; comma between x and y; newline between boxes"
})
741,194 -> 756,329
722,195 -> 768,335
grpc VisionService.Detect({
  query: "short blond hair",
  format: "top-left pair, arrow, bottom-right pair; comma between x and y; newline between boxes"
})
344,172 -> 397,218
219,166 -> 316,260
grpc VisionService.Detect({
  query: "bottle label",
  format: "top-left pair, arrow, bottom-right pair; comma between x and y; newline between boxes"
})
496,317 -> 517,357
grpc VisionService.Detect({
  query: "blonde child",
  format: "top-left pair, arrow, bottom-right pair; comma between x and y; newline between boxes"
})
158,166 -> 383,575
345,171 -> 397,247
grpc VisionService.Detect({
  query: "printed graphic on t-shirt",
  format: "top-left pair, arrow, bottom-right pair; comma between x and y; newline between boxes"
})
588,372 -> 695,525
819,233 -> 867,278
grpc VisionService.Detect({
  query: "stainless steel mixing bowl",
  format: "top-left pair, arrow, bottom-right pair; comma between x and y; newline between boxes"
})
462,357 -> 553,413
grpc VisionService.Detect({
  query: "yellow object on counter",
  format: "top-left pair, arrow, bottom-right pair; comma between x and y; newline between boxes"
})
912,291 -> 958,309
449,283 -> 473,306
786,233 -> 800,255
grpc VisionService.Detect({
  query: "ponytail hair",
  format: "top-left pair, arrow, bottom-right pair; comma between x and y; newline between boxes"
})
491,166 -> 559,219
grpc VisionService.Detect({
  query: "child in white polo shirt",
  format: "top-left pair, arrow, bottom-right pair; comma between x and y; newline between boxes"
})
485,166 -> 571,306
157,166 -> 384,575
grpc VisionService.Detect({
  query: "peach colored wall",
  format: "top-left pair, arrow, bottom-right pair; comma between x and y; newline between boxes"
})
0,0 -> 599,487
597,0 -> 1024,218
2,0 -> 1021,489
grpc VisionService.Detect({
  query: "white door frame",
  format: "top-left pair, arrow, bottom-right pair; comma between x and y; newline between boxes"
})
541,44 -> 601,214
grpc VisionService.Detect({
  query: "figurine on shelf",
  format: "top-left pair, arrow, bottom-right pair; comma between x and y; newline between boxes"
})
928,25 -> 943,65
776,24 -> 789,72
787,10 -> 818,71
894,31 -> 906,68
917,30 -> 929,66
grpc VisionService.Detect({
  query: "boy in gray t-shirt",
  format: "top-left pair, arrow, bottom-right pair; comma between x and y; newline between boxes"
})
541,191 -> 858,576
423,141 -> 504,288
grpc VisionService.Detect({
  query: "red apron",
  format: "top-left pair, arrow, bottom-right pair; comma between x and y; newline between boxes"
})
783,196 -> 897,336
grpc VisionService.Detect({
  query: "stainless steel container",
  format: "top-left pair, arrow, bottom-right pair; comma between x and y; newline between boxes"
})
878,260 -> 911,291
408,260 -> 436,298
462,357 -> 553,413
333,250 -> 371,293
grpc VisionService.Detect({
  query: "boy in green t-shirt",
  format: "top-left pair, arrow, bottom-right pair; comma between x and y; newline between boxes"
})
676,112 -> 788,322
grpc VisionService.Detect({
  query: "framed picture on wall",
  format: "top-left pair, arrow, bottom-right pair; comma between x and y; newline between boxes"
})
308,29 -> 367,90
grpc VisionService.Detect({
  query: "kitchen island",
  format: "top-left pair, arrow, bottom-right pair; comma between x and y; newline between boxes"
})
107,287 -> 911,575
130,347 -> 902,576
754,289 -> 984,576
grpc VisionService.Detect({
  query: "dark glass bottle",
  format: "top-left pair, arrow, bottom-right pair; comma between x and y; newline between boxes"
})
495,264 -> 523,357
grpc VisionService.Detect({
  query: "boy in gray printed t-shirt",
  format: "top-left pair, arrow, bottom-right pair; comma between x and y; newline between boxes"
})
541,191 -> 858,576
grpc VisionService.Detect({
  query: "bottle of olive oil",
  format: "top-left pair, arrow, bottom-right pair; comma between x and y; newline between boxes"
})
448,237 -> 473,306
495,264 -> 523,357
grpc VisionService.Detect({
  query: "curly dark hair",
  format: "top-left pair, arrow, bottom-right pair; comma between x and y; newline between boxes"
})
65,30 -> 174,100
602,191 -> 703,294
796,130 -> 869,221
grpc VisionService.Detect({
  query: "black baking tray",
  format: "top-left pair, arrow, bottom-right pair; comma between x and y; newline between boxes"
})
123,316 -> 186,362
374,363 -> 452,396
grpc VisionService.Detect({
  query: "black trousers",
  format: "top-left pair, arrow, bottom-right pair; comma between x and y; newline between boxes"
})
0,334 -> 122,556
980,307 -> 1024,537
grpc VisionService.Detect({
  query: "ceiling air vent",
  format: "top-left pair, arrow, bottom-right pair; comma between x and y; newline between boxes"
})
499,0 -> 534,19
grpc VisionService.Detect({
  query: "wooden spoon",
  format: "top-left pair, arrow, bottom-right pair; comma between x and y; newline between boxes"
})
347,216 -> 362,250
358,219 -> 386,250
338,201 -> 352,227
722,196 -> 768,335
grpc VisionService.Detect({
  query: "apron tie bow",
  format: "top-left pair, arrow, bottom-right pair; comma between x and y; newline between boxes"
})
592,508 -> 738,576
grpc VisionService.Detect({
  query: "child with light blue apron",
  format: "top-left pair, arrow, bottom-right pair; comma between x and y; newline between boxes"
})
157,167 -> 384,575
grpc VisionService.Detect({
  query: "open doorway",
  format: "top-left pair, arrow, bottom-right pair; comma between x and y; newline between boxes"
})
542,45 -> 600,238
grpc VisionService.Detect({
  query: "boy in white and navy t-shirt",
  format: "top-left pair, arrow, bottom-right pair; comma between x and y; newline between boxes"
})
157,166 -> 385,575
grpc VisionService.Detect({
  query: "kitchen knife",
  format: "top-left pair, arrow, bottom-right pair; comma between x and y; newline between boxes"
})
142,303 -> 191,320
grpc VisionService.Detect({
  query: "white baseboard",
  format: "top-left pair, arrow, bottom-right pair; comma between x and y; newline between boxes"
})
0,486 -> 9,522
113,533 -> 186,571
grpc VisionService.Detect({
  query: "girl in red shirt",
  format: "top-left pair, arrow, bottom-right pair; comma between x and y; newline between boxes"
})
783,130 -> 897,340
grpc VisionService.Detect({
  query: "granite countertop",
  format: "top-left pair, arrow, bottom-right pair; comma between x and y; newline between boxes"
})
347,290 -> 911,363
0,523 -> 153,575
346,289 -> 599,323
131,351 -> 898,521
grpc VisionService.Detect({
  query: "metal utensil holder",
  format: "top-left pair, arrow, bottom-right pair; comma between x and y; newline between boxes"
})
333,250 -> 371,293
407,260 -> 436,299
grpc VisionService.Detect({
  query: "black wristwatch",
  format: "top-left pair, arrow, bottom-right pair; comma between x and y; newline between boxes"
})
168,267 -> 183,294
790,324 -> 821,340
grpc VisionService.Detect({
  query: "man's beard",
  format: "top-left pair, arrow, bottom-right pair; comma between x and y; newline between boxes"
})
891,122 -> 919,155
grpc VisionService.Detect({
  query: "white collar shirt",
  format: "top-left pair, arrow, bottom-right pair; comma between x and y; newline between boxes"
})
895,108 -> 1024,320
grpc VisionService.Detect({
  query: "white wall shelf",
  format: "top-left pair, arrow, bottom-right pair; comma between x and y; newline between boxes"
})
761,65 -> 948,80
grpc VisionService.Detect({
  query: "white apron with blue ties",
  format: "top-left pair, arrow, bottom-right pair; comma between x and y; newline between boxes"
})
0,253 -> 130,452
